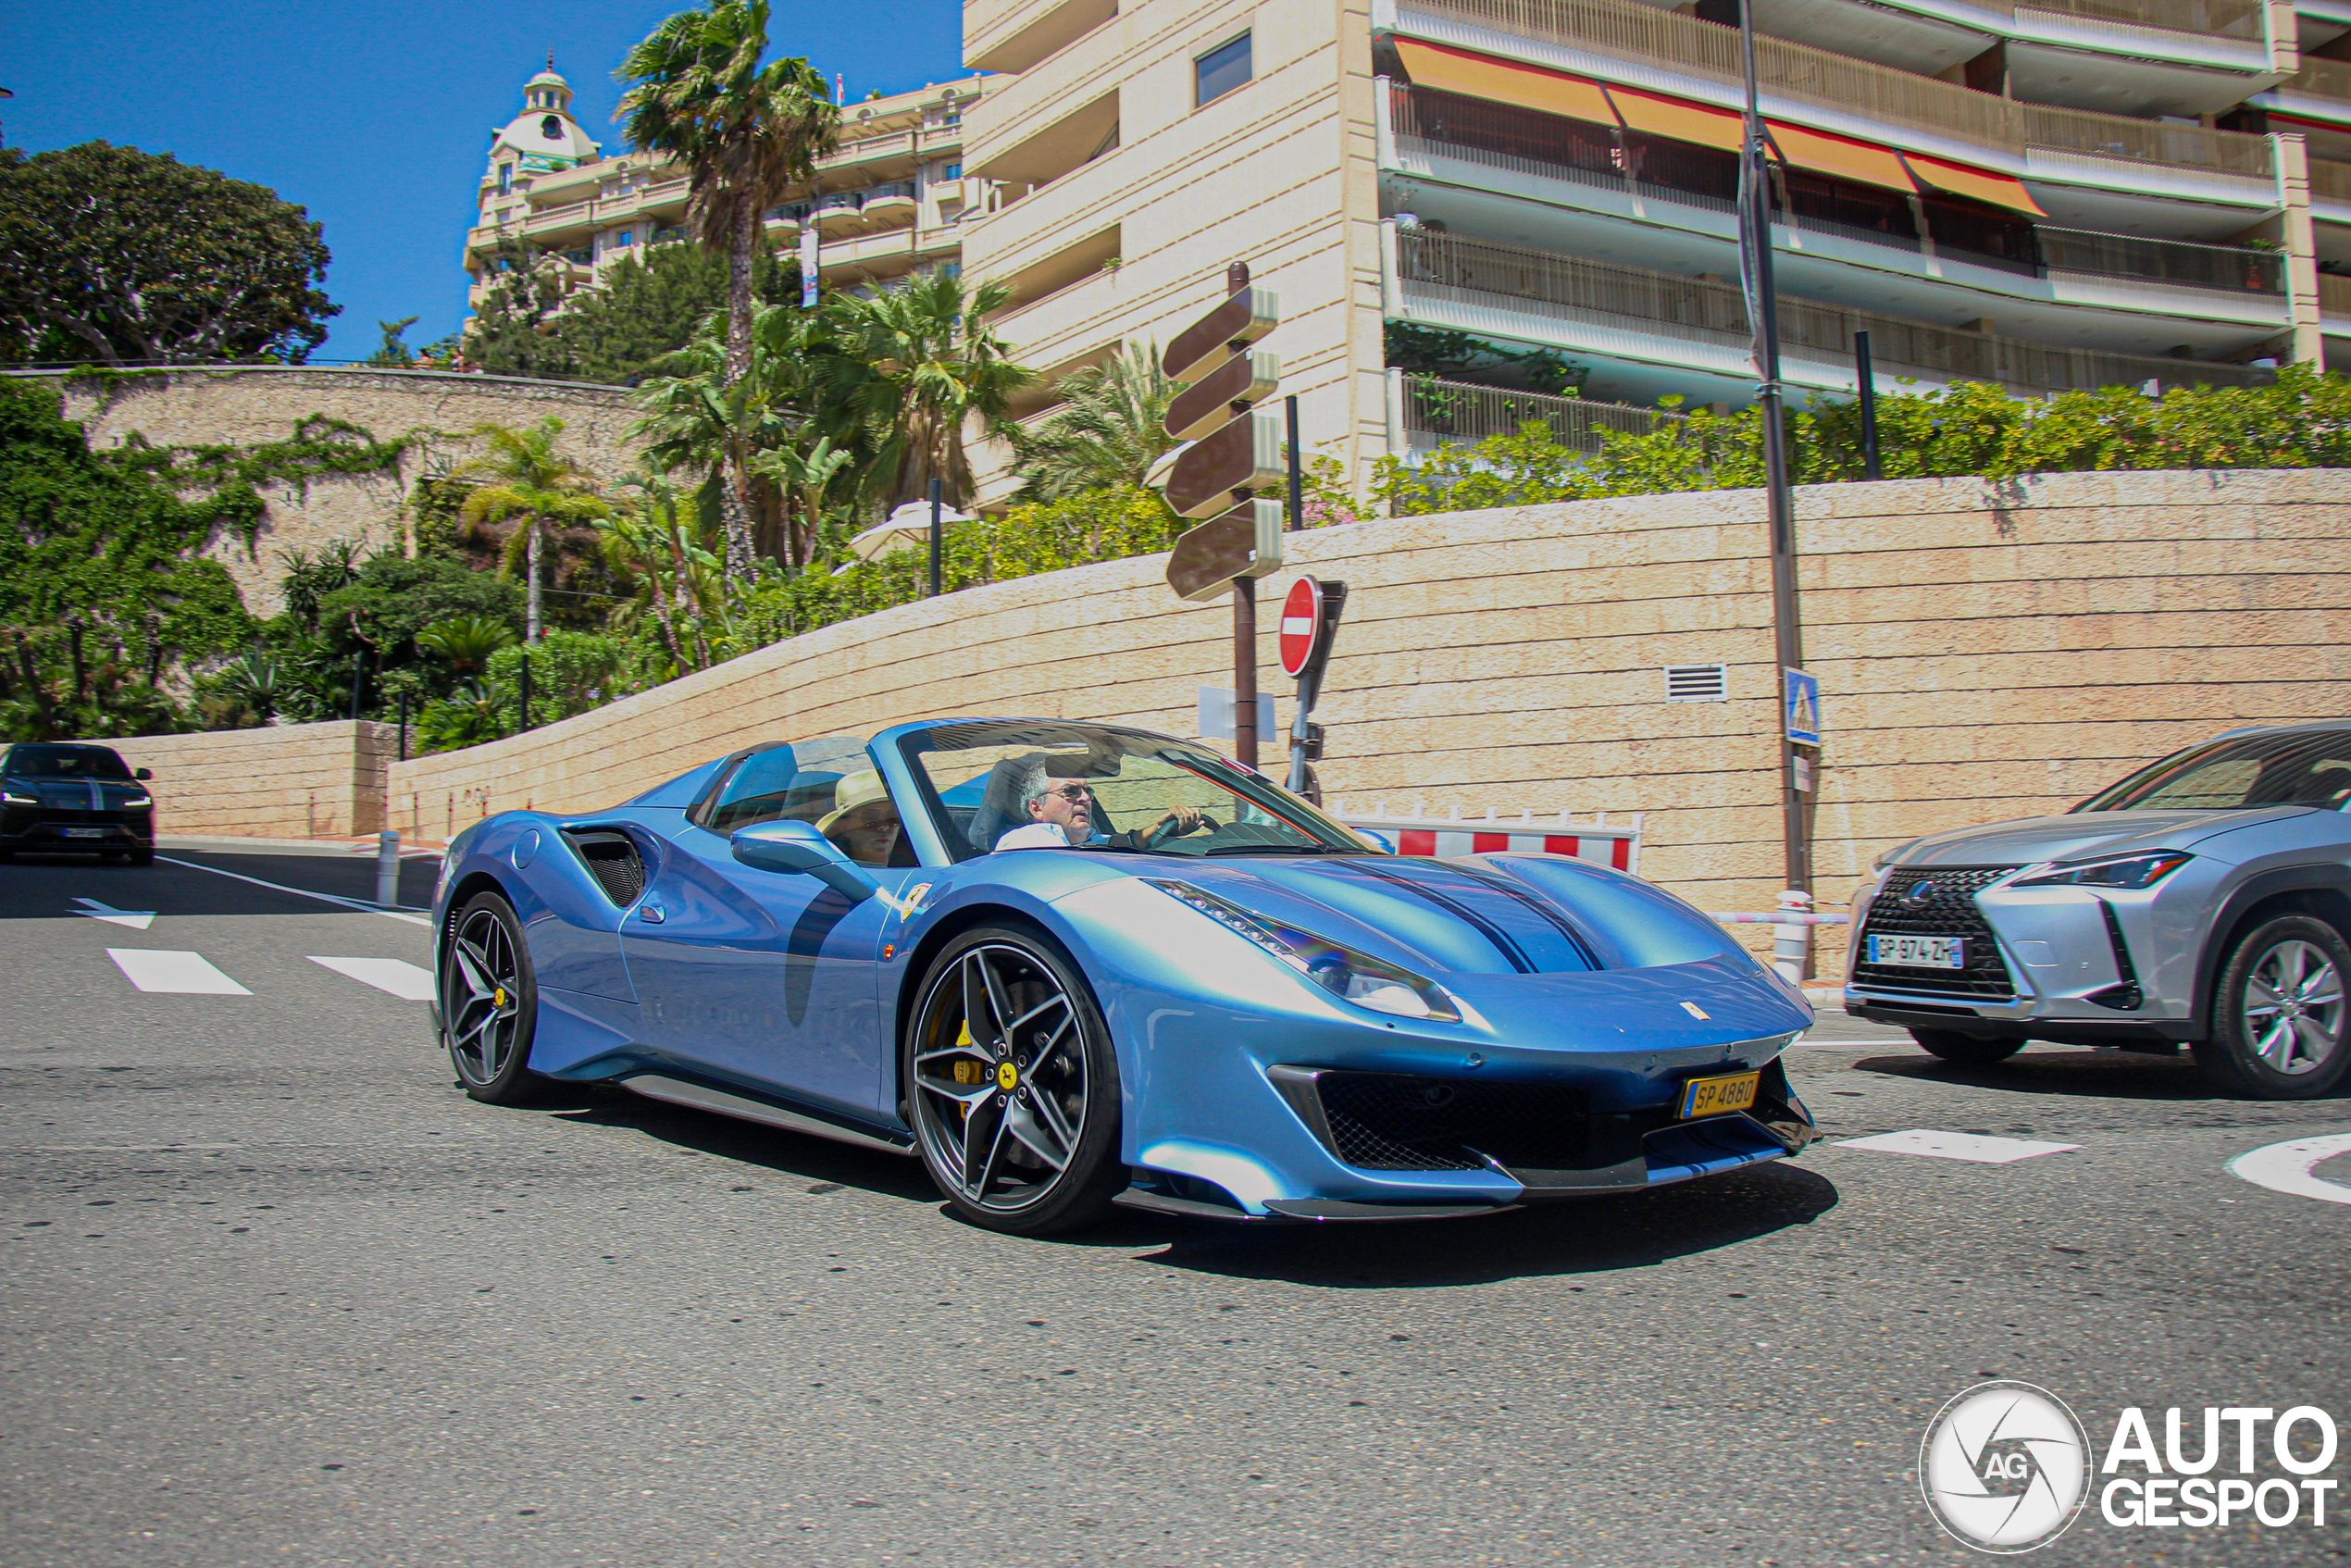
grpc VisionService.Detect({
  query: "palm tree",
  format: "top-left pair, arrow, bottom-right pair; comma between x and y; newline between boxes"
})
616,0 -> 840,582
821,270 -> 1034,512
415,616 -> 518,676
450,418 -> 611,641
1009,344 -> 1177,503
747,432 -> 852,572
601,473 -> 725,666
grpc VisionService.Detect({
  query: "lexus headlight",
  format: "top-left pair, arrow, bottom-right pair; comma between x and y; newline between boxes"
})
1148,879 -> 1459,1023
2012,851 -> 2190,890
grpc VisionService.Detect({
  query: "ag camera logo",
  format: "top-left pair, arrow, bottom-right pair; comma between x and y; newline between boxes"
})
1920,1381 -> 2090,1552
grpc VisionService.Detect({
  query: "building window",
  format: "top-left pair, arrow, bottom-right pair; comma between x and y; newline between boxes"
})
497,162 -> 513,195
616,230 -> 634,247
1196,32 -> 1251,107
940,162 -> 962,181
541,115 -> 563,140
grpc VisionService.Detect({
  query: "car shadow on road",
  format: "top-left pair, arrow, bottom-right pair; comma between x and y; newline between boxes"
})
542,1086 -> 944,1203
1850,1046 -> 2350,1102
1134,1164 -> 1841,1288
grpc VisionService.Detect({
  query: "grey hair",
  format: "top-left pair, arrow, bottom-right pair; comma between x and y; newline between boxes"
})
1014,763 -> 1054,811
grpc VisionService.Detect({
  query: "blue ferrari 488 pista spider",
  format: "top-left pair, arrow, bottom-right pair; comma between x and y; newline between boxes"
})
431,718 -> 1817,1232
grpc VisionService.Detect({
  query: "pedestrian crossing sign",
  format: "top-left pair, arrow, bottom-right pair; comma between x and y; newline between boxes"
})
1784,667 -> 1822,746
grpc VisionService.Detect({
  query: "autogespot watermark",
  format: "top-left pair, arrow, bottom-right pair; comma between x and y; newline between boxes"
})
1921,1381 -> 2343,1552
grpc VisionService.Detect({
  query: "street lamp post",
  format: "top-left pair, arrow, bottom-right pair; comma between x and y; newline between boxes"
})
1735,0 -> 1816,934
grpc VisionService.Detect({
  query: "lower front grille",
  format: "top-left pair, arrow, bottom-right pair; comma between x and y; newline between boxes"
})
1311,1071 -> 1589,1171
1852,865 -> 2020,998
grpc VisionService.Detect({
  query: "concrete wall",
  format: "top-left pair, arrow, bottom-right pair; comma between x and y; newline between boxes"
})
17,367 -> 640,616
91,720 -> 397,840
379,467 -> 2351,958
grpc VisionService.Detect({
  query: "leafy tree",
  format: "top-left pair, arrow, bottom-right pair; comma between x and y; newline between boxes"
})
0,143 -> 337,366
618,0 -> 840,579
820,268 -> 1033,510
0,379 -> 259,739
1383,322 -> 1582,396
464,243 -> 797,385
449,418 -> 611,641
367,316 -> 420,368
1010,345 -> 1177,503
416,679 -> 509,753
487,631 -> 634,728
415,616 -> 518,676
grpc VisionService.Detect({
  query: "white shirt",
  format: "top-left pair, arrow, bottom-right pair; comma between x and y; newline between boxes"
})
994,822 -> 1073,852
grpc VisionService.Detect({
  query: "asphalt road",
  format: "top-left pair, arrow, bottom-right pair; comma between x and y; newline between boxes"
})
3,844 -> 2347,1567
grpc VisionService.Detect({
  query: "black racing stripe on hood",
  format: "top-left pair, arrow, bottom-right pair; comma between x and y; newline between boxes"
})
1333,860 -> 1538,974
1430,858 -> 1603,968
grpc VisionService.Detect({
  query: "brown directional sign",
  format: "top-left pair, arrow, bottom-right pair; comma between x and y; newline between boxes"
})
1164,412 -> 1285,519
1167,501 -> 1285,602
1164,350 -> 1281,443
1162,286 -> 1278,383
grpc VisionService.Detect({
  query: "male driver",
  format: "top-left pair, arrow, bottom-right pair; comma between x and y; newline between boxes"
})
994,765 -> 1209,852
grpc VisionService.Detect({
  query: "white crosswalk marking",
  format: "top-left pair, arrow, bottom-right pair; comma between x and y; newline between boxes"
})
1831,1128 -> 2080,1164
307,956 -> 436,1002
72,898 -> 155,930
106,949 -> 251,995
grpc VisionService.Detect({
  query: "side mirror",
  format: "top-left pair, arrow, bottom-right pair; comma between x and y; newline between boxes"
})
729,819 -> 876,902
134,768 -> 152,781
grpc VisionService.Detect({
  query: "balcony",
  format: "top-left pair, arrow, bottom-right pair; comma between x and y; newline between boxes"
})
1384,0 -> 2277,182
1397,375 -> 1685,451
1389,228 -> 2275,404
1388,83 -> 2284,303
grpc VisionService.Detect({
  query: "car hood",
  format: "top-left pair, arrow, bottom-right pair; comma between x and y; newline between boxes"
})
3,775 -> 111,807
1887,806 -> 2317,869
1143,852 -> 1743,977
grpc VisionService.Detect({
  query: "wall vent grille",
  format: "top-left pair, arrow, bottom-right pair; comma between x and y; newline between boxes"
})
1664,664 -> 1728,702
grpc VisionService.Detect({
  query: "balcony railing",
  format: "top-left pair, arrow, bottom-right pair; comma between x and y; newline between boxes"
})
1403,0 -> 2274,176
1400,377 -> 1685,448
1394,229 -> 2275,393
2023,0 -> 2266,41
2322,273 -> 2351,319
2309,158 -> 2351,205
1389,87 -> 2283,294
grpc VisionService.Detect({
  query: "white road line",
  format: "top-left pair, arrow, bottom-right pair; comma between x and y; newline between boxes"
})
106,949 -> 252,996
308,955 -> 436,1002
1830,1128 -> 2082,1164
155,855 -> 430,926
71,897 -> 156,930
2228,1132 -> 2351,1207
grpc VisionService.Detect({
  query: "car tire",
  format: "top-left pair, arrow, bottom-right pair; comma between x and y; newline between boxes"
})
439,890 -> 550,1105
2193,915 -> 2351,1101
1911,1028 -> 2024,1065
902,923 -> 1126,1236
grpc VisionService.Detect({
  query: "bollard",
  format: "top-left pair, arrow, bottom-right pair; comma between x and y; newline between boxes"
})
1771,887 -> 1812,984
375,830 -> 400,909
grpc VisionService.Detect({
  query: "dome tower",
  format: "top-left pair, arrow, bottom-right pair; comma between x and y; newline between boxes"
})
481,59 -> 602,205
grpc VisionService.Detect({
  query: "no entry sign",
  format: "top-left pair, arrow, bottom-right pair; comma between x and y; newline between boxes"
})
1278,578 -> 1324,678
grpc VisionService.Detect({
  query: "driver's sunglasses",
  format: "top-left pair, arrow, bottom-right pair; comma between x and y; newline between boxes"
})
1044,785 -> 1092,802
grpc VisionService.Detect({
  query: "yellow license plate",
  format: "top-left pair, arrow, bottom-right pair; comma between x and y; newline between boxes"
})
1679,1069 -> 1760,1119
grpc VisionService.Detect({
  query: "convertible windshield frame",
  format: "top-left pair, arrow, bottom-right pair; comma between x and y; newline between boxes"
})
893,719 -> 1375,862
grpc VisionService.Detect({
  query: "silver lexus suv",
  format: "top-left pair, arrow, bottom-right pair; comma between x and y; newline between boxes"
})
1847,722 -> 2351,1100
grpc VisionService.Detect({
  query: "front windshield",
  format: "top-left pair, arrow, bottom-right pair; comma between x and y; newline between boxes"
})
899,721 -> 1375,862
2078,729 -> 2351,812
4,744 -> 131,780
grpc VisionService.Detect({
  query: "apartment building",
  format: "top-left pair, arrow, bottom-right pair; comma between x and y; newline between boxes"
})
956,0 -> 2343,490
461,67 -> 998,316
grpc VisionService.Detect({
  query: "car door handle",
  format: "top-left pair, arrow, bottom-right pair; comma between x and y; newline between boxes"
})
637,901 -> 666,925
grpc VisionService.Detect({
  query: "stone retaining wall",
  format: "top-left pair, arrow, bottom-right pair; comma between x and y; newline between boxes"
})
81,720 -> 397,840
375,467 -> 2351,956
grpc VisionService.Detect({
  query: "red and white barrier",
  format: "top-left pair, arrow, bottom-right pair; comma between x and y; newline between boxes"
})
1332,803 -> 1642,872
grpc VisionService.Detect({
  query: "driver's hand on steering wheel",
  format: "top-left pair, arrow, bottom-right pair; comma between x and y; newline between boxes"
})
1151,805 -> 1209,837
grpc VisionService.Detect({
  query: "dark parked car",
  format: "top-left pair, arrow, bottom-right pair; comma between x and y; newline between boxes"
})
0,743 -> 155,865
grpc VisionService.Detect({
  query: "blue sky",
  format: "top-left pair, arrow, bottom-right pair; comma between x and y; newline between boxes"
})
8,1 -> 970,361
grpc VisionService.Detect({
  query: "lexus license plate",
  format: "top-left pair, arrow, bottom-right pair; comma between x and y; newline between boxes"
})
1679,1069 -> 1760,1120
63,828 -> 105,839
1870,934 -> 1964,969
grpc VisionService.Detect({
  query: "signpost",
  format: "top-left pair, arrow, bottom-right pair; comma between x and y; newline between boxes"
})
1277,576 -> 1348,796
1158,263 -> 1286,765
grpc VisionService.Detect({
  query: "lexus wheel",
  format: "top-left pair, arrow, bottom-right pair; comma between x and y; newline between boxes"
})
2194,915 -> 2351,1100
902,925 -> 1125,1235
441,890 -> 547,1105
1912,1028 -> 2023,1065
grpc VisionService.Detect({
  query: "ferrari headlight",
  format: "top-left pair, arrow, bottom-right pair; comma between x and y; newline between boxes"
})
2012,851 -> 2191,890
1147,879 -> 1459,1023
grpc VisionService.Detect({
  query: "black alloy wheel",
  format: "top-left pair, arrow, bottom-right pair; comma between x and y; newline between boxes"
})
1911,1028 -> 2024,1065
902,925 -> 1125,1235
441,890 -> 547,1104
2195,915 -> 2351,1100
